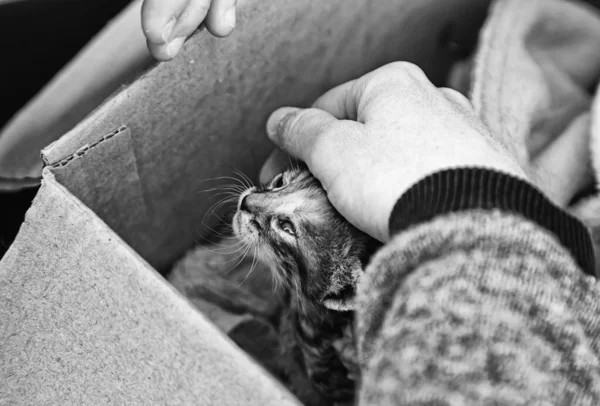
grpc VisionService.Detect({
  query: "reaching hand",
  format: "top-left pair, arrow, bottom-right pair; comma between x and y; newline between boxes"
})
263,62 -> 527,242
142,0 -> 237,61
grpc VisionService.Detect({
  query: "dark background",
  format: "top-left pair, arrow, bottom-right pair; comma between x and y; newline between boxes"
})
0,0 -> 131,258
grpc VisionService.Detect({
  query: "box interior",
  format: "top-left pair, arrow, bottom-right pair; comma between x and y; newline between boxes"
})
40,0 -> 492,273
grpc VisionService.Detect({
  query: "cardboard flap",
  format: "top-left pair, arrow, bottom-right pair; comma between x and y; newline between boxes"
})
0,170 -> 299,405
40,0 -> 491,272
49,126 -> 154,256
0,0 -> 152,189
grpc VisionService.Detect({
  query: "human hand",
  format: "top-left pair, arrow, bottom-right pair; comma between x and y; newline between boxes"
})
262,62 -> 528,242
142,0 -> 237,61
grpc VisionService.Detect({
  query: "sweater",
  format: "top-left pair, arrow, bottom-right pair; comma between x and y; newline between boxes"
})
355,168 -> 600,405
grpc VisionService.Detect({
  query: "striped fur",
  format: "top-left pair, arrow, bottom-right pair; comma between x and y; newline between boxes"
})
232,164 -> 381,405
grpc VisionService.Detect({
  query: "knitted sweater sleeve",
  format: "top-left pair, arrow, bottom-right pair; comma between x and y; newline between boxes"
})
354,169 -> 600,405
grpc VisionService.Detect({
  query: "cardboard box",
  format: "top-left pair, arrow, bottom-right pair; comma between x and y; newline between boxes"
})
0,0 -> 490,403
0,0 -> 152,189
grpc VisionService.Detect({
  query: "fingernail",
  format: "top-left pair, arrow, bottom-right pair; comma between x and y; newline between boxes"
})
166,36 -> 185,58
266,107 -> 300,139
224,7 -> 236,29
162,18 -> 176,42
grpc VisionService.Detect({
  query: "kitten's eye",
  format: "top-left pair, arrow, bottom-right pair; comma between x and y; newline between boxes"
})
271,174 -> 284,189
278,218 -> 297,236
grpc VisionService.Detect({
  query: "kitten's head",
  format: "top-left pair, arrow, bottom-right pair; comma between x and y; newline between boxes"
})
232,164 -> 380,314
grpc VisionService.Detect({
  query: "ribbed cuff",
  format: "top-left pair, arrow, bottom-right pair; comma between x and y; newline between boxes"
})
388,168 -> 596,277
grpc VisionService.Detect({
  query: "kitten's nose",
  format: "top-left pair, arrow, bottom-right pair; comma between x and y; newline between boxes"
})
240,195 -> 250,212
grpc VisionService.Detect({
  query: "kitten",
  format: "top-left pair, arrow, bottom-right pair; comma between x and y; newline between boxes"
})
232,164 -> 381,405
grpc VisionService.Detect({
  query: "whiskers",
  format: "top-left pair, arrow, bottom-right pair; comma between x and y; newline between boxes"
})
269,263 -> 284,293
260,256 -> 306,316
194,170 -> 262,279
239,243 -> 260,286
233,169 -> 254,190
197,170 -> 255,232
226,236 -> 255,275
286,154 -> 302,174
293,275 -> 307,316
192,228 -> 259,277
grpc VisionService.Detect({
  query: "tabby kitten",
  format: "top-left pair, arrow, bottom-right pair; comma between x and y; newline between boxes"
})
232,164 -> 381,405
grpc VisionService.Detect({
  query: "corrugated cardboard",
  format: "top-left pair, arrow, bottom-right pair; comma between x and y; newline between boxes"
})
0,0 -> 491,403
0,170 -> 299,405
0,0 -> 152,190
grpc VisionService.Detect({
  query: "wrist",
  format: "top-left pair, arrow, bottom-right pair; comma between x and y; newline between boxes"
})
386,167 -> 596,276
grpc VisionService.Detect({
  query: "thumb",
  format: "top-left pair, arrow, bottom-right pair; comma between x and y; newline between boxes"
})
266,107 -> 339,166
259,148 -> 296,184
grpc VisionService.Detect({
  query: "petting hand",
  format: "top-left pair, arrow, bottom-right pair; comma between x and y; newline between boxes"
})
141,0 -> 237,61
262,62 -> 528,242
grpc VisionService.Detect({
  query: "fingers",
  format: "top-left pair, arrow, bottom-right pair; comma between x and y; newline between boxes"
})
312,80 -> 359,120
142,0 -> 189,44
142,0 -> 194,60
205,0 -> 237,37
313,62 -> 443,124
439,87 -> 473,111
258,148 -> 294,184
143,0 -> 233,61
266,107 -> 339,167
170,0 -> 211,40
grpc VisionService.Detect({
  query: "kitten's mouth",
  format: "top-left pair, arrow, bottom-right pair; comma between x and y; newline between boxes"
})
233,210 -> 261,243
232,187 -> 262,240
249,219 -> 262,231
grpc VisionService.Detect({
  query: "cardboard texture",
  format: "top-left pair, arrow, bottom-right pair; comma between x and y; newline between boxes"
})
49,126 -> 154,254
0,0 -> 152,190
0,171 -> 299,405
1,0 -> 492,403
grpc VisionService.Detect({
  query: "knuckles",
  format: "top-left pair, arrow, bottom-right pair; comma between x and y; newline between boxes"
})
368,61 -> 428,86
381,61 -> 427,78
357,61 -> 432,106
